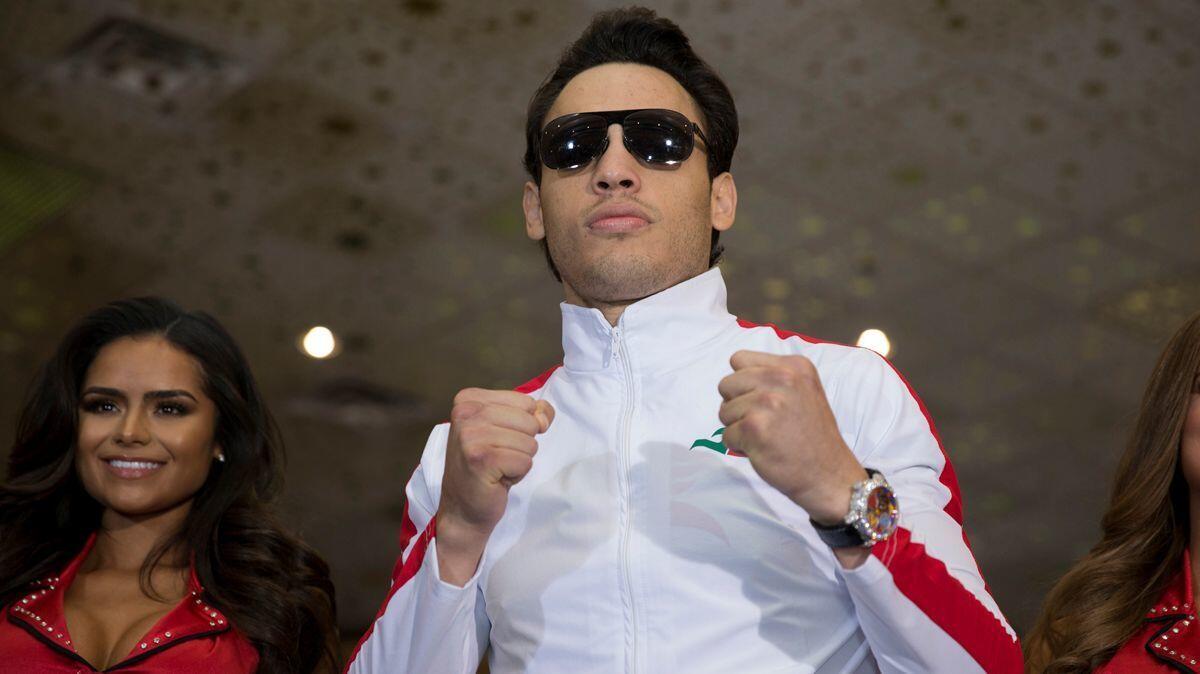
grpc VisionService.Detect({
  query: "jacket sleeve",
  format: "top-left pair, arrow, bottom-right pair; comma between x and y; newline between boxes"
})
828,349 -> 1023,674
344,423 -> 490,674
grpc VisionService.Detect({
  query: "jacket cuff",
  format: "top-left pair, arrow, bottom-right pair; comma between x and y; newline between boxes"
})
427,538 -> 484,599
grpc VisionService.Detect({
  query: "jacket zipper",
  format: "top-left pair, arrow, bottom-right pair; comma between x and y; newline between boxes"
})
612,326 -> 639,674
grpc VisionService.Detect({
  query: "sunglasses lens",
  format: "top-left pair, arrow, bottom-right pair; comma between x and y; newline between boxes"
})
539,110 -> 700,170
540,115 -> 608,170
624,111 -> 693,165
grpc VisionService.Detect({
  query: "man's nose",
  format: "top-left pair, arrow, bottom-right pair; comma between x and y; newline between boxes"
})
591,125 -> 642,196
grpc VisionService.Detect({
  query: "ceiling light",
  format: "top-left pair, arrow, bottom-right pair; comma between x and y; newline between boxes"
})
856,328 -> 891,358
301,326 -> 337,359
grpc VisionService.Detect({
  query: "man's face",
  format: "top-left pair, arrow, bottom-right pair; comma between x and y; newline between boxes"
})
524,63 -> 735,307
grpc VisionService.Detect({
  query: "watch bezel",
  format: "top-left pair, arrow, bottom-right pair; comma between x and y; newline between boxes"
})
846,469 -> 899,546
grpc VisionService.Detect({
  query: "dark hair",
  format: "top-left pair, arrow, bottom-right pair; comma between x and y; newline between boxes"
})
0,297 -> 338,674
523,6 -> 739,279
1026,311 -> 1200,672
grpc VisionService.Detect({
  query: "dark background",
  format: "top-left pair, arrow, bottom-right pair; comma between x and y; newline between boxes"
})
2,0 -> 1198,653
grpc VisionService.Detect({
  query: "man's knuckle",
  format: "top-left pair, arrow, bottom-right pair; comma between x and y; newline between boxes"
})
462,445 -> 488,467
514,433 -> 535,452
459,424 -> 487,446
792,356 -> 816,375
758,391 -> 781,410
777,367 -> 799,387
450,401 -> 474,422
718,406 -> 733,426
511,456 -> 534,477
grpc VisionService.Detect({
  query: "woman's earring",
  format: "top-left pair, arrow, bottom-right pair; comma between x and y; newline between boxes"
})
216,452 -> 226,463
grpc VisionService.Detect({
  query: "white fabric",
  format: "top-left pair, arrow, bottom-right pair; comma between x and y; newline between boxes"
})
348,268 -> 1018,674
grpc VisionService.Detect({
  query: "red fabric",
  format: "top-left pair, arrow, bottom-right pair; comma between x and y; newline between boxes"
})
1098,552 -> 1199,673
0,534 -> 258,673
342,509 -> 436,673
396,501 -> 418,561
736,318 -> 1021,672
875,527 -> 1023,673
515,364 -> 562,394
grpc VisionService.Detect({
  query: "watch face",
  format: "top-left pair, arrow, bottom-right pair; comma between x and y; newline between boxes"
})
863,485 -> 899,538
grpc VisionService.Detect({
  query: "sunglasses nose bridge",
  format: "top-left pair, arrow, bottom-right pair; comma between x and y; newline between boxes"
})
591,123 -> 642,192
583,123 -> 633,166
585,124 -> 648,173
606,122 -> 630,157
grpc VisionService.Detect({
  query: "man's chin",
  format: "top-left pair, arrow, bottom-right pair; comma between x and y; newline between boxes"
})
566,258 -> 694,305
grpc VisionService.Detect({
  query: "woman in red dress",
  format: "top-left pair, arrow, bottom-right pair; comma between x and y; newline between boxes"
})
0,297 -> 338,672
1027,311 -> 1200,673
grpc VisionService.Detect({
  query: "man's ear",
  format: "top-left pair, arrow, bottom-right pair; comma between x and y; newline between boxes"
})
524,181 -> 546,241
710,172 -> 737,233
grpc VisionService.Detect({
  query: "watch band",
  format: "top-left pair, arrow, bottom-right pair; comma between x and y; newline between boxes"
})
810,514 -> 869,548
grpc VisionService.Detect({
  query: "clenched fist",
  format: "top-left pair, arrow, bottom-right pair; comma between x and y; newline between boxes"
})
718,351 -> 868,530
436,388 -> 555,585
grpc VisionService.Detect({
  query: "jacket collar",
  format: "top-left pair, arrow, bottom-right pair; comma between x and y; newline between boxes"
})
560,267 -> 737,374
1144,550 -> 1200,670
7,531 -> 231,666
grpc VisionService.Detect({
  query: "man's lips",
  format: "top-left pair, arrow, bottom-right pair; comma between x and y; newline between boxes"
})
586,205 -> 651,234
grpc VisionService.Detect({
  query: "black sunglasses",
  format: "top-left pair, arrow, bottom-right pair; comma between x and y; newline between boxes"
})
538,108 -> 709,171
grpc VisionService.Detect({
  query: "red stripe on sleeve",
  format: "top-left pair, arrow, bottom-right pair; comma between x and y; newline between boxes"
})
397,502 -> 418,558
874,527 -> 1023,673
342,504 -> 437,672
881,362 -> 964,525
736,319 -> 1017,662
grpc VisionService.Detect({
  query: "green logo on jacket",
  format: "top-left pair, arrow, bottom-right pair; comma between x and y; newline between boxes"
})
689,427 -> 746,458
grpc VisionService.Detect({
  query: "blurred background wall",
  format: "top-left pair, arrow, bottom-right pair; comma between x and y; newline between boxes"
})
1,0 -> 1198,655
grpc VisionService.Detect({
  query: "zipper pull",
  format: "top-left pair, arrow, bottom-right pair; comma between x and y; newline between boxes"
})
610,327 -> 621,364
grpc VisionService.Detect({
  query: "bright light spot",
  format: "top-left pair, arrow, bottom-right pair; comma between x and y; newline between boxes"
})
856,328 -> 891,358
665,139 -> 673,146
302,326 -> 337,359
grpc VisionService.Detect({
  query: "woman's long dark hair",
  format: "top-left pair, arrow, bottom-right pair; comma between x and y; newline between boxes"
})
0,297 -> 337,673
1026,311 -> 1200,672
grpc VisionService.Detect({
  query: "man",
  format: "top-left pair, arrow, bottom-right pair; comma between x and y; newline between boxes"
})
346,8 -> 1021,673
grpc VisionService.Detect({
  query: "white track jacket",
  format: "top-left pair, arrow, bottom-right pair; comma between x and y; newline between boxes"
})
346,269 -> 1022,674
